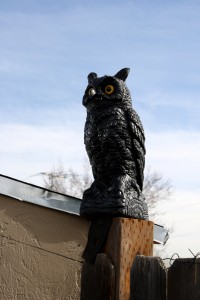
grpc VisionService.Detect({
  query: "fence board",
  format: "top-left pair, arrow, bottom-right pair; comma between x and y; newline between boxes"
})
130,255 -> 166,300
81,253 -> 115,300
168,258 -> 200,300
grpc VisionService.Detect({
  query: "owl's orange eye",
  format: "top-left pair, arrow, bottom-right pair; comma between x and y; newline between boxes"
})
105,85 -> 114,95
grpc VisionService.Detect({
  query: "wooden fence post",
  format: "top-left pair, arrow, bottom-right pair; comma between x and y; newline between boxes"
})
130,256 -> 166,300
168,258 -> 200,300
81,217 -> 153,300
104,218 -> 153,300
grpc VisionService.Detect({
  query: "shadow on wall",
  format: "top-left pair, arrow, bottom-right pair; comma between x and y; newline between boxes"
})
0,195 -> 89,259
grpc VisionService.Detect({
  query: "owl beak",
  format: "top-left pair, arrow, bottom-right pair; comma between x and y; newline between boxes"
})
83,87 -> 97,107
88,88 -> 96,97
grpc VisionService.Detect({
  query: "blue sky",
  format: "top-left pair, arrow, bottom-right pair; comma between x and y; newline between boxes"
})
0,0 -> 200,258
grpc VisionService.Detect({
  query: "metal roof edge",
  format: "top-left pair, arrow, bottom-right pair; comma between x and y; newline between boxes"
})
0,174 -> 81,215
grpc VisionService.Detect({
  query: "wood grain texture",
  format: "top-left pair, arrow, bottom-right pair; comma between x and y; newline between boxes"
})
95,254 -> 116,300
168,258 -> 200,300
130,256 -> 166,300
104,218 -> 153,300
81,253 -> 115,300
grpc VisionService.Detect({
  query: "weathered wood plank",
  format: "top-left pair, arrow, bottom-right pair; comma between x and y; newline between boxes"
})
80,253 -> 115,300
81,261 -> 96,300
130,255 -> 166,300
168,258 -> 200,300
95,253 -> 115,300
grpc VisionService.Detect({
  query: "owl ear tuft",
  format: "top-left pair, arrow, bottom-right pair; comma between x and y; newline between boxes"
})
114,68 -> 130,81
88,72 -> 97,85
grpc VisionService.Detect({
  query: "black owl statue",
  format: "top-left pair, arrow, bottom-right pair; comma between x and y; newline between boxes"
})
80,68 -> 148,220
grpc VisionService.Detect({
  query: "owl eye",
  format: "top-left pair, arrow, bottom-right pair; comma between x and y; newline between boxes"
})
105,85 -> 115,95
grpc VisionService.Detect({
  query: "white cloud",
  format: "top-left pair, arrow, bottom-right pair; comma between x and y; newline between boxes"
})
146,130 -> 200,189
145,129 -> 200,257
0,123 -> 86,180
1,123 -> 199,191
160,189 -> 200,258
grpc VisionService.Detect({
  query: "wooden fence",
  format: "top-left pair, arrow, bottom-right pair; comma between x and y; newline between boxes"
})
81,218 -> 200,300
131,256 -> 200,300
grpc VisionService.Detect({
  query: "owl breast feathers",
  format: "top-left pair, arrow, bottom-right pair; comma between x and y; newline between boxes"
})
80,68 -> 148,220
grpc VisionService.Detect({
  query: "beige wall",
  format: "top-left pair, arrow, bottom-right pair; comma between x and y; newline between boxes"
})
0,195 -> 89,300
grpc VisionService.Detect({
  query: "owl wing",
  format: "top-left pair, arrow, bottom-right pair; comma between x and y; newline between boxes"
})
84,114 -> 100,180
127,109 -> 146,190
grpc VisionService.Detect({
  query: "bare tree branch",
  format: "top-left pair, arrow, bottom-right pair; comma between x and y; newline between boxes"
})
42,163 -> 173,222
143,167 -> 173,222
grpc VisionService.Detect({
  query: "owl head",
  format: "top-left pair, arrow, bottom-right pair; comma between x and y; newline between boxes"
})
82,68 -> 132,110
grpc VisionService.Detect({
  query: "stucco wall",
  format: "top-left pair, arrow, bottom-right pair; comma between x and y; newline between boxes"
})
0,195 -> 89,300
